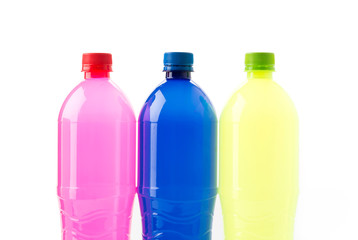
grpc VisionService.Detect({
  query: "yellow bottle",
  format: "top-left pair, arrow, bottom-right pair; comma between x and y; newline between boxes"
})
219,53 -> 299,240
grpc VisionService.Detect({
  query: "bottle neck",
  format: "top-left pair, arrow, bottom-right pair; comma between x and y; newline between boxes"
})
166,71 -> 191,80
247,70 -> 273,80
84,71 -> 110,79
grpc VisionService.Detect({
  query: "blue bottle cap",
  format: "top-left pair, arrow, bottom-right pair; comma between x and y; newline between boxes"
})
163,52 -> 194,72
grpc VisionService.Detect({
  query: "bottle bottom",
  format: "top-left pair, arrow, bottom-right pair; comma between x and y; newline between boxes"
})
220,194 -> 298,240
59,194 -> 134,240
138,194 -> 216,240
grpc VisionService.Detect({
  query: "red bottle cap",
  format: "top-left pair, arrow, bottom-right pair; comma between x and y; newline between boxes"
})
82,53 -> 113,72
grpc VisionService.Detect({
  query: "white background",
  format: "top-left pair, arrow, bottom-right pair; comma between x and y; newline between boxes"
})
0,0 -> 357,239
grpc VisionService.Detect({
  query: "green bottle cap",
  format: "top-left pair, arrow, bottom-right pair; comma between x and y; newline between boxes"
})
245,52 -> 275,71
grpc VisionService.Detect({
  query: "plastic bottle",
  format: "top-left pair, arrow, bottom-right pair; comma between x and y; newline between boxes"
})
58,53 -> 136,240
138,52 -> 217,240
219,53 -> 299,240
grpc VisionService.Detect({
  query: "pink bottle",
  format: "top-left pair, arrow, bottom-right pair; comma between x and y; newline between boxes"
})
58,53 -> 136,240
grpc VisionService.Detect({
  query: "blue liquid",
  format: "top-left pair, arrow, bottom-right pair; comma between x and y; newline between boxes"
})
138,77 -> 217,240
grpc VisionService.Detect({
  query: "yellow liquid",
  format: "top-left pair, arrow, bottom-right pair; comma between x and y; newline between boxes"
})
219,71 -> 298,240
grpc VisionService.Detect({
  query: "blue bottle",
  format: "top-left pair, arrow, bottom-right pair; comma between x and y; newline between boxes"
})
138,52 -> 217,240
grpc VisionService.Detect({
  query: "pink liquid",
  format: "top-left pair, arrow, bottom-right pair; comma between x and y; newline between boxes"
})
58,77 -> 135,240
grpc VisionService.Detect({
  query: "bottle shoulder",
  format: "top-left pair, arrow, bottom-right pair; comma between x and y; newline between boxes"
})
221,80 -> 298,123
140,80 -> 217,123
59,80 -> 135,122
